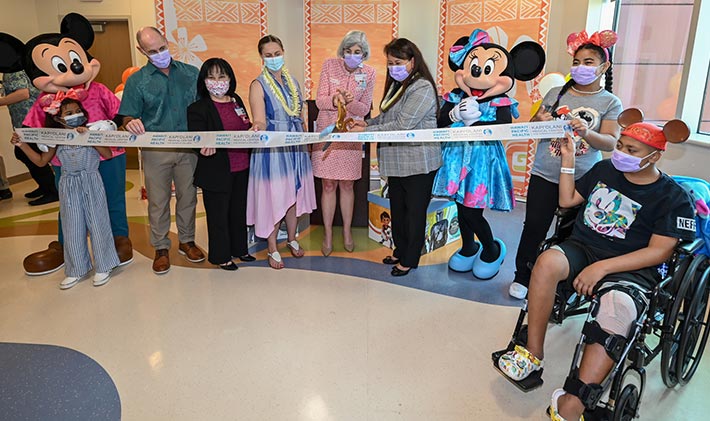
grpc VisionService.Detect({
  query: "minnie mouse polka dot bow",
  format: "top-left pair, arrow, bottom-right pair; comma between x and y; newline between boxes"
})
566,30 -> 618,60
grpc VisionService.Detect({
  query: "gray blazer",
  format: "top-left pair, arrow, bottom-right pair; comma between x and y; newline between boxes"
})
367,78 -> 442,177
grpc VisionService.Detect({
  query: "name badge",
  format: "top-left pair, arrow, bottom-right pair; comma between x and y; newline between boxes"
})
354,73 -> 367,89
235,107 -> 246,117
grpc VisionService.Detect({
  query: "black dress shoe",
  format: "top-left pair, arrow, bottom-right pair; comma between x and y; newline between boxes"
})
219,261 -> 239,271
29,193 -> 59,206
24,187 -> 43,198
382,255 -> 400,265
0,189 -> 12,201
238,254 -> 256,262
391,266 -> 411,277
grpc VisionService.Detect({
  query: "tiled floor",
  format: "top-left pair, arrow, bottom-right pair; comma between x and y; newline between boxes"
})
0,171 -> 708,420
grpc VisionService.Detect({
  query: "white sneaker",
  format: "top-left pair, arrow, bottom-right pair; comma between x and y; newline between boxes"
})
60,276 -> 81,290
509,282 -> 528,299
93,271 -> 111,287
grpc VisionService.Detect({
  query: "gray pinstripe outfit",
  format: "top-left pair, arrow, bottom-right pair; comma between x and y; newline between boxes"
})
57,145 -> 120,277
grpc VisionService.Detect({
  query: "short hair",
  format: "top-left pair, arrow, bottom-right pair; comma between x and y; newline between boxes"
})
337,30 -> 370,60
136,27 -> 165,49
196,58 -> 237,100
258,34 -> 284,55
380,211 -> 390,220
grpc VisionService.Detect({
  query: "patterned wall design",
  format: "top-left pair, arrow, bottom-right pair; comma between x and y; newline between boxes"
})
155,0 -> 268,103
304,0 -> 399,112
436,0 -> 551,198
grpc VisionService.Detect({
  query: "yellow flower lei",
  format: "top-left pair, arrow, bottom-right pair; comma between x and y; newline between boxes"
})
262,67 -> 301,117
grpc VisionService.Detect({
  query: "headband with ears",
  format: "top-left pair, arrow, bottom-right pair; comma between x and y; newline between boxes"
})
618,108 -> 690,150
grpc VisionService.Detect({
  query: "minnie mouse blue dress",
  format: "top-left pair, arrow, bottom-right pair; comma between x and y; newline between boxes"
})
432,91 -> 516,211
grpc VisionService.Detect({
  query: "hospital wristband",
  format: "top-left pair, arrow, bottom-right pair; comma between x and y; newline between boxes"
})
560,167 -> 575,175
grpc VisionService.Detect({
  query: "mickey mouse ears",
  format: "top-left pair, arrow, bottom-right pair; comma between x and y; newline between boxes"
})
618,108 -> 690,150
567,30 -> 617,59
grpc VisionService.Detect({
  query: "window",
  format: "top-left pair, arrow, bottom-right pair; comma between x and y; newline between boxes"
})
611,0 -> 710,142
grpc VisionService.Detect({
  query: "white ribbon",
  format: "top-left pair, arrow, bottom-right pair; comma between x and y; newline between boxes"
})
15,120 -> 570,148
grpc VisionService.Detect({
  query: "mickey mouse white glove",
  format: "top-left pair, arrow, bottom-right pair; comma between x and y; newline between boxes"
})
87,120 -> 117,131
449,96 -> 482,126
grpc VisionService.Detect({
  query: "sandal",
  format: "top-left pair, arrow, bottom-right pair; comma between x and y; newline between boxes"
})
498,345 -> 544,381
549,389 -> 584,421
382,255 -> 400,265
287,240 -> 305,258
267,251 -> 284,269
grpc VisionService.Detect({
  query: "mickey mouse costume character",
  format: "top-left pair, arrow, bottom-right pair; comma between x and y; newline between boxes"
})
0,12 -> 132,276
433,29 -> 545,280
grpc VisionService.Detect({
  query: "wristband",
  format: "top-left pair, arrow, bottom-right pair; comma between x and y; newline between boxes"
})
560,167 -> 575,175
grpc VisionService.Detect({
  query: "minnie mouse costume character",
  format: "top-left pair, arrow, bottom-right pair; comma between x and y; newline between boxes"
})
0,12 -> 132,276
432,29 -> 545,280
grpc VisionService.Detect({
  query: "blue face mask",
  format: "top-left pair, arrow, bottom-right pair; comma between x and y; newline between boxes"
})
264,56 -> 285,72
62,112 -> 87,128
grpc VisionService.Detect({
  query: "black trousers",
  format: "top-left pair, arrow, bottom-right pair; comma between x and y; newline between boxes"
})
14,144 -> 57,195
201,168 -> 249,265
513,175 -> 559,287
388,169 -> 437,268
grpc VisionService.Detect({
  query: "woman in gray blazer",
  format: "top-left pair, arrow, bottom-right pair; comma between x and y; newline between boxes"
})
350,38 -> 441,276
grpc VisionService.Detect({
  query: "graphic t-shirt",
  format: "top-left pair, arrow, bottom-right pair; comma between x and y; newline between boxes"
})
531,86 -> 622,183
570,160 -> 696,256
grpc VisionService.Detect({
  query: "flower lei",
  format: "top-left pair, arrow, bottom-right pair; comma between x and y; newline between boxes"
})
262,67 -> 301,117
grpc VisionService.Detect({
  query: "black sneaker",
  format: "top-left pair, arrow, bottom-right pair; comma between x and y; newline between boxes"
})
24,187 -> 44,198
0,189 -> 12,201
29,193 -> 59,206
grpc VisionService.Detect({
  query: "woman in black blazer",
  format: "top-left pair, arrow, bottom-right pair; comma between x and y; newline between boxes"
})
188,58 -> 254,270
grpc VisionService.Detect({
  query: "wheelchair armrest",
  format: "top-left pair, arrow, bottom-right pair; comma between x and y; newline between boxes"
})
677,238 -> 704,255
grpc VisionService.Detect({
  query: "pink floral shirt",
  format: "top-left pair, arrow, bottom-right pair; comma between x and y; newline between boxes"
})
314,58 -> 375,131
23,82 -> 125,166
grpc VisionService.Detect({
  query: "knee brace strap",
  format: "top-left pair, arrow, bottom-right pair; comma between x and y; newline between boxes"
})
563,376 -> 603,410
582,320 -> 627,362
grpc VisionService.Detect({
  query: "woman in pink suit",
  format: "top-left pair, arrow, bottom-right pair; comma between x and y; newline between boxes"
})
311,30 -> 375,256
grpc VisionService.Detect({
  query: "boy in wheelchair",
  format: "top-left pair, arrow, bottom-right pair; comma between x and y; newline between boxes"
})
495,109 -> 697,421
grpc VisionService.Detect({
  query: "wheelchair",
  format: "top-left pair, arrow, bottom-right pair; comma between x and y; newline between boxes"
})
492,207 -> 710,421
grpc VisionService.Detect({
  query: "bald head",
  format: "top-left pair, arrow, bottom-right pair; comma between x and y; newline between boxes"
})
136,26 -> 170,63
136,27 -> 166,49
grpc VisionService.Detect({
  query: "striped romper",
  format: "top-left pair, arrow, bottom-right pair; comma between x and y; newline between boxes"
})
57,145 -> 120,277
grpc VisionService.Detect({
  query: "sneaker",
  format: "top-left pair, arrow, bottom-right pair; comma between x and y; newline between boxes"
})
152,249 -> 170,274
509,282 -> 528,299
178,241 -> 205,263
498,345 -> 543,381
0,189 -> 12,201
60,276 -> 81,290
93,271 -> 111,287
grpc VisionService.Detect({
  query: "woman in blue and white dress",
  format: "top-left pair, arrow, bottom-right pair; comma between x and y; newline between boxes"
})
247,34 -> 317,270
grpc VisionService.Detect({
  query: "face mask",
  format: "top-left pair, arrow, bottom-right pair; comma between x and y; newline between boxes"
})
570,64 -> 602,85
344,54 -> 363,69
205,79 -> 230,97
611,149 -> 656,173
388,64 -> 410,82
62,112 -> 87,128
264,56 -> 284,72
149,49 -> 172,69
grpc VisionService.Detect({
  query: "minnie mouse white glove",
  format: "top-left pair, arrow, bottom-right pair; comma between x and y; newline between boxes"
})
449,96 -> 482,126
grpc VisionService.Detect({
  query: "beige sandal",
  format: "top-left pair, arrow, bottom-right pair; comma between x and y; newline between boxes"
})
267,251 -> 284,269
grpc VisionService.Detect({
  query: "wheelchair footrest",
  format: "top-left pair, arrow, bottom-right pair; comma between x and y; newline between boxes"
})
491,348 -> 544,392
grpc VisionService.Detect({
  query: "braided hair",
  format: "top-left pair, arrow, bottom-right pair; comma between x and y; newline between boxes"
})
549,43 -> 613,115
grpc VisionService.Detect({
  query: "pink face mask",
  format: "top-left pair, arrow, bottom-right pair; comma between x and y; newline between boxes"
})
611,149 -> 656,173
205,79 -> 230,98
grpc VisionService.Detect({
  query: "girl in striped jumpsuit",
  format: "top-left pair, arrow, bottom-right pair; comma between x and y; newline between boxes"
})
12,98 -> 119,289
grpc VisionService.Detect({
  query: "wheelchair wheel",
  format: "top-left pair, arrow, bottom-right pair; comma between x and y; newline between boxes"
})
661,254 -> 706,387
612,384 -> 639,421
676,260 -> 710,385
